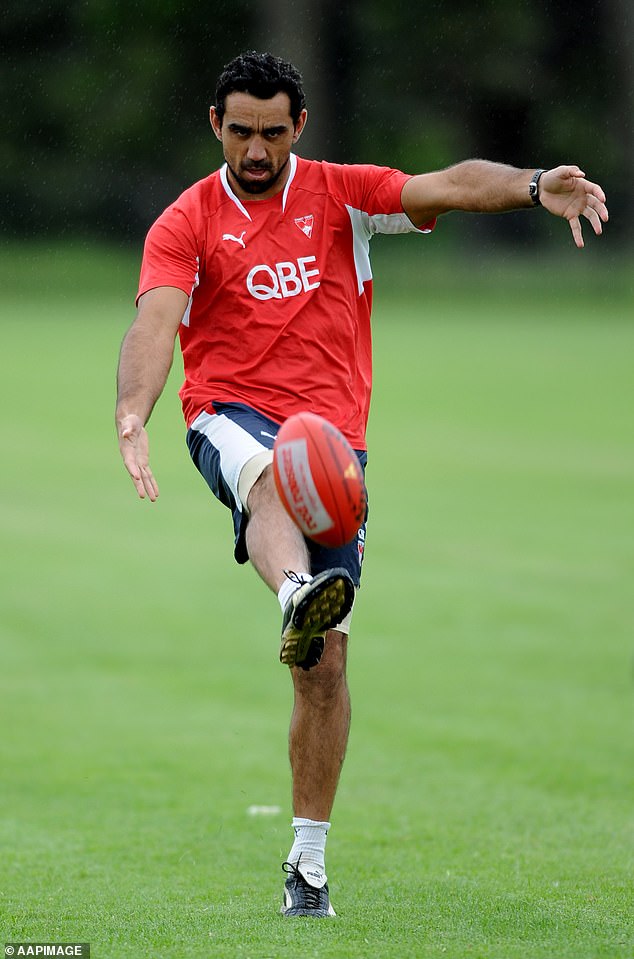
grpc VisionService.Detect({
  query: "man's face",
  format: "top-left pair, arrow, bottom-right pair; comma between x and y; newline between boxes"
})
210,91 -> 307,200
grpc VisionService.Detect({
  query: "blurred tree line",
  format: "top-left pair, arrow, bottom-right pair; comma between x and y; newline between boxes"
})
1,0 -> 631,246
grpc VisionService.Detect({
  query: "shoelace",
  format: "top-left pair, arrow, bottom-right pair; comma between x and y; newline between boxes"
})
282,860 -> 324,909
283,569 -> 311,588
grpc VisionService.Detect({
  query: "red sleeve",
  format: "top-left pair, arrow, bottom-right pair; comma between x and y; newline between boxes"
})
136,205 -> 199,305
324,162 -> 436,233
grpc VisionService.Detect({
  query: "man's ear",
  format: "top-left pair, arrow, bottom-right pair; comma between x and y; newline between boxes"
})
209,106 -> 223,142
292,109 -> 308,144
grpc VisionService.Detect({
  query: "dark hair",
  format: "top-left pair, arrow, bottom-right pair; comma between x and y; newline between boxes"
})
214,51 -> 306,126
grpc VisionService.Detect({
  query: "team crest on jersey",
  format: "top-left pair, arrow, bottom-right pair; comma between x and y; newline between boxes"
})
294,215 -> 314,238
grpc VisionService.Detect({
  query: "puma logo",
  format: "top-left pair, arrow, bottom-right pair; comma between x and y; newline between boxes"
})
222,230 -> 247,249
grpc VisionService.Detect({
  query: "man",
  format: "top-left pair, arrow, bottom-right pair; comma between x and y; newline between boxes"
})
115,51 -> 608,918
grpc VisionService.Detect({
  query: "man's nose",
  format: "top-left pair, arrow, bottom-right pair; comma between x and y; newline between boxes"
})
247,137 -> 267,161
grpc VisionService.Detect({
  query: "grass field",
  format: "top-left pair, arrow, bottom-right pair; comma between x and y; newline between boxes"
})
0,243 -> 632,958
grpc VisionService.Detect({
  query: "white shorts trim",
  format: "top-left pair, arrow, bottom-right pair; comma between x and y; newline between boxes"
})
238,450 -> 274,514
189,409 -> 271,513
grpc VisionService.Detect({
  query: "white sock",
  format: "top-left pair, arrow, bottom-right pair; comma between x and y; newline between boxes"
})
287,817 -> 330,888
277,572 -> 312,612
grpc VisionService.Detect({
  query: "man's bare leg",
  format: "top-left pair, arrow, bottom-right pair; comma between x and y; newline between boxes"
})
289,629 -> 350,820
281,629 -> 350,913
245,465 -> 309,592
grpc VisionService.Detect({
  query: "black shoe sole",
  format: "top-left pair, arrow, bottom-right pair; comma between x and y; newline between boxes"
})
280,569 -> 355,669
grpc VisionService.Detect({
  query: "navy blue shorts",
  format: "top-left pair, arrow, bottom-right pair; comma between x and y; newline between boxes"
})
186,401 -> 368,586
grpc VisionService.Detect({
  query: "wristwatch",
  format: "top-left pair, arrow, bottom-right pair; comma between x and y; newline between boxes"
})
529,169 -> 545,206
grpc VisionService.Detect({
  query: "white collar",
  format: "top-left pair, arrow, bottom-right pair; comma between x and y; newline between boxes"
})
219,153 -> 298,220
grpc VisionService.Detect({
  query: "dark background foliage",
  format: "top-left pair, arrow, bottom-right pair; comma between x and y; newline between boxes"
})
1,0 -> 630,245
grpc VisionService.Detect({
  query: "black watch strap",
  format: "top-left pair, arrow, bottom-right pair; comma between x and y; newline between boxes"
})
529,168 -> 545,206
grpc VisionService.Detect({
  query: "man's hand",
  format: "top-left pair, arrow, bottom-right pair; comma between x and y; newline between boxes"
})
539,166 -> 608,249
117,413 -> 159,502
115,287 -> 187,503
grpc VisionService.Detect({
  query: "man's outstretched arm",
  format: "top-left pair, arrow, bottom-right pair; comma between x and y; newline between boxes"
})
116,286 -> 188,501
401,161 -> 608,248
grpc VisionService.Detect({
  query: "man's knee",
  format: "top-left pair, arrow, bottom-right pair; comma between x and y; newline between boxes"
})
292,630 -> 348,700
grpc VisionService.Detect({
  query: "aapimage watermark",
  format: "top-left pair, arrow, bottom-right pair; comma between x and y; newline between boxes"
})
5,946 -> 90,957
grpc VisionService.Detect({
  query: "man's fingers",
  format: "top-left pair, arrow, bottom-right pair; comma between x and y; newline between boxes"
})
587,190 -> 609,222
585,205 -> 603,237
125,461 -> 159,501
118,420 -> 159,501
131,473 -> 148,499
569,216 -> 584,249
575,194 -> 607,238
588,182 -> 607,205
553,164 -> 584,183
140,465 -> 160,502
550,173 -> 608,249
122,448 -> 149,499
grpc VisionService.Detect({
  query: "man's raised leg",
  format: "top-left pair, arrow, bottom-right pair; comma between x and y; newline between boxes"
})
245,465 -> 310,593
245,466 -> 354,670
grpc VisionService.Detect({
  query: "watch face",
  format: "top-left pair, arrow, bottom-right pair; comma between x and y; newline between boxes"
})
529,174 -> 541,203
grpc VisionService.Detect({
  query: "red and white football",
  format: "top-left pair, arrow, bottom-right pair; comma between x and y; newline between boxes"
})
273,412 -> 367,548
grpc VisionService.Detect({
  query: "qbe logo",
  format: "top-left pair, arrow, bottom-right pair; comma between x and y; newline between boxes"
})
246,256 -> 320,301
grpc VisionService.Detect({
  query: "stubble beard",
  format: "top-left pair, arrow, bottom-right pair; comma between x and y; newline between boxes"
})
227,156 -> 290,196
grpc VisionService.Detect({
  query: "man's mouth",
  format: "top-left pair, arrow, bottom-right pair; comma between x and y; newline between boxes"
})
242,165 -> 272,179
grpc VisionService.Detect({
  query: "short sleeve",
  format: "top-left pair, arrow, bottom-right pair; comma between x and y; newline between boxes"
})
326,163 -> 436,236
137,206 -> 200,305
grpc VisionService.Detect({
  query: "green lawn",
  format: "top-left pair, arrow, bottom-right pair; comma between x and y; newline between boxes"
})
0,244 -> 632,958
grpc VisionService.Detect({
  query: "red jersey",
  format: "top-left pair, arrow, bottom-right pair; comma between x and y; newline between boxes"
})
138,155 -> 435,448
